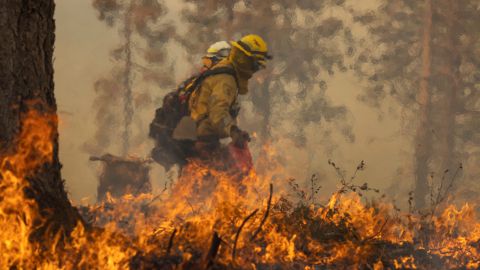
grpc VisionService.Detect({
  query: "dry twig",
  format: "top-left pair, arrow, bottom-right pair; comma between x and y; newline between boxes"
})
203,231 -> 222,270
362,218 -> 389,243
251,184 -> 273,241
166,228 -> 177,255
232,209 -> 258,262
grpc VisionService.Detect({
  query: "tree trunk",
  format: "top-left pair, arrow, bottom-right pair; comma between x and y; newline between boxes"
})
122,0 -> 134,156
414,0 -> 433,209
250,78 -> 273,175
223,1 -> 236,40
251,79 -> 272,143
0,0 -> 80,236
439,0 -> 460,171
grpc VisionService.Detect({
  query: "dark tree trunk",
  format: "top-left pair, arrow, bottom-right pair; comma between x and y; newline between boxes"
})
0,0 -> 80,236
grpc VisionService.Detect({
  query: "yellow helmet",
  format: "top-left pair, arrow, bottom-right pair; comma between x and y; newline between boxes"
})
231,34 -> 272,66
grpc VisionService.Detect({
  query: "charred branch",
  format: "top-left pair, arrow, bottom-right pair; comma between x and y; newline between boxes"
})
250,184 -> 273,242
166,228 -> 177,255
203,231 -> 222,270
232,209 -> 258,263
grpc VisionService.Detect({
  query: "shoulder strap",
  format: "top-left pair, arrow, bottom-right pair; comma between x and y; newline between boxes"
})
184,66 -> 238,96
203,66 -> 237,78
177,75 -> 198,92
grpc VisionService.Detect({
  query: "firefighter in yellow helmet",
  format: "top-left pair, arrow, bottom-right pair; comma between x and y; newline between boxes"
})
188,34 -> 272,154
150,41 -> 232,169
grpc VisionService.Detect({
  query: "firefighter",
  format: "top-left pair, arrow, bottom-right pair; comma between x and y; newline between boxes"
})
202,41 -> 231,70
175,41 -> 232,96
149,41 -> 232,169
189,34 -> 272,158
172,35 -> 271,196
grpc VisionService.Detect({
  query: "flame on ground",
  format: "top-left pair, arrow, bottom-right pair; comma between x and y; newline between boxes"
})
1,111 -> 480,269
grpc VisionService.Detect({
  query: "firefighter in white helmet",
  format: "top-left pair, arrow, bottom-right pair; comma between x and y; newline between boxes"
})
201,41 -> 231,70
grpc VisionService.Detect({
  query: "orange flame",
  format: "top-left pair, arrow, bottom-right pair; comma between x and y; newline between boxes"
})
1,110 -> 480,269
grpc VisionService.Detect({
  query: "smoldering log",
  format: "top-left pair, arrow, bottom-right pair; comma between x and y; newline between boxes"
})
90,153 -> 152,201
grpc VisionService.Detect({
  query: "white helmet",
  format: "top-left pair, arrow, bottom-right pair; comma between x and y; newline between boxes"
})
205,41 -> 231,59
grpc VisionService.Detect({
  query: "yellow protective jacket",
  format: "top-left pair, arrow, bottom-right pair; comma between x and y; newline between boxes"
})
188,59 -> 242,139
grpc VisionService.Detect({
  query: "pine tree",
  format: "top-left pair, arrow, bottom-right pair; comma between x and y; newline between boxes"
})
89,0 -> 174,155
352,0 -> 480,208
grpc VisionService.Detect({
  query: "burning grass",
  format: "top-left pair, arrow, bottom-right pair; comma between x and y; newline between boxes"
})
1,111 -> 480,269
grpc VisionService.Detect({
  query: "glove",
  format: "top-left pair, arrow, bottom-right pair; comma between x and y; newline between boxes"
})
230,126 -> 251,148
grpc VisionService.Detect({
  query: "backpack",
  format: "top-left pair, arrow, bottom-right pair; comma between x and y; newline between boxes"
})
149,66 -> 237,139
148,66 -> 238,169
